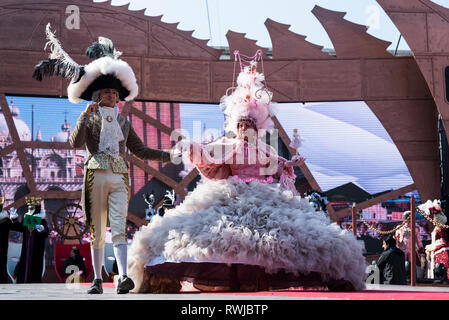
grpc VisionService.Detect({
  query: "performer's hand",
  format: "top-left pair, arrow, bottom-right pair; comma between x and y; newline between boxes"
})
175,140 -> 191,152
35,224 -> 45,232
286,155 -> 306,167
170,148 -> 183,165
9,208 -> 18,220
85,102 -> 99,114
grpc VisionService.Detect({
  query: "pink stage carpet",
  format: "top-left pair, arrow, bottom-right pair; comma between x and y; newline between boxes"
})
85,282 -> 449,300
204,289 -> 449,300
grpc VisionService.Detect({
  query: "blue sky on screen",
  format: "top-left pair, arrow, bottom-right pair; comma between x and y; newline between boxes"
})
180,103 -> 225,142
94,0 -> 448,51
6,95 -> 85,142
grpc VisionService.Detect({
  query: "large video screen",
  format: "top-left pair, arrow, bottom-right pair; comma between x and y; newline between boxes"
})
1,96 -> 416,204
181,100 -> 414,196
1,96 -> 424,251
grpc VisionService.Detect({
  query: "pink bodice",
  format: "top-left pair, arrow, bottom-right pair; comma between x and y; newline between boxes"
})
229,144 -> 274,181
188,138 -> 297,194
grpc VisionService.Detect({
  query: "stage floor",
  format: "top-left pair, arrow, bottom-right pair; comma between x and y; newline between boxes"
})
0,283 -> 449,300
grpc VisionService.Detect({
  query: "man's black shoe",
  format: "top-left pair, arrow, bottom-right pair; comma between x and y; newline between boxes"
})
87,279 -> 103,294
117,275 -> 135,294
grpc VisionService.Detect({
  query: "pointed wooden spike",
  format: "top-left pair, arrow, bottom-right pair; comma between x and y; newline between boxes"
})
376,0 -> 449,135
377,0 -> 449,55
376,0 -> 434,13
161,21 -> 180,30
265,18 -> 330,59
148,14 -> 164,22
181,29 -> 194,37
147,14 -> 221,59
226,30 -> 269,60
112,1 -> 132,10
312,5 -> 391,58
130,8 -> 147,16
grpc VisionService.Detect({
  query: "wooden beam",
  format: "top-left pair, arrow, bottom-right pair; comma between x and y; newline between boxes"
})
125,154 -> 180,191
0,94 -> 36,192
4,190 -> 81,211
351,205 -> 357,237
270,116 -> 338,219
0,143 -> 16,157
271,115 -> 323,193
178,168 -> 199,190
332,183 -> 416,220
130,106 -> 172,135
127,211 -> 147,228
4,197 -> 26,211
120,100 -> 133,118
34,190 -> 81,199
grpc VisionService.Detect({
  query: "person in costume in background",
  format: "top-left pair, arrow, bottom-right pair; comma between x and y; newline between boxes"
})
143,193 -> 156,222
289,128 -> 303,155
395,210 -> 425,278
0,198 -> 19,283
11,197 -> 48,283
421,200 -> 449,280
32,24 -> 179,294
127,50 -> 367,293
156,190 -> 176,217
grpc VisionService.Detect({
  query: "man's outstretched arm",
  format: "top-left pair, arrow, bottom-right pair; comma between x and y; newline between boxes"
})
126,125 -> 172,162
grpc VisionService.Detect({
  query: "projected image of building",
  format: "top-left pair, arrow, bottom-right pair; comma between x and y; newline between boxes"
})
0,99 -> 84,204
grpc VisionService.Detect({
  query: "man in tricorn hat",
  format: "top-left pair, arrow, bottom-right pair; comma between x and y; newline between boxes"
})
33,24 -> 179,294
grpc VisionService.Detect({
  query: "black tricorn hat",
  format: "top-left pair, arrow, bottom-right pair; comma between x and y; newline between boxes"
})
79,74 -> 130,102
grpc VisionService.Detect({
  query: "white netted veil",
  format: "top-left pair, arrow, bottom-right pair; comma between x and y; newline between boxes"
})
220,50 -> 278,135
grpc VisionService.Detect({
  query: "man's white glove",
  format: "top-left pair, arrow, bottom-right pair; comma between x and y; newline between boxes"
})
170,148 -> 183,165
174,140 -> 191,153
9,208 -> 18,220
35,224 -> 45,232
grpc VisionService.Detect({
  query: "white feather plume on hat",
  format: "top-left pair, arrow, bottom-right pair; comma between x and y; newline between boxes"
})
67,56 -> 138,103
33,23 -> 138,103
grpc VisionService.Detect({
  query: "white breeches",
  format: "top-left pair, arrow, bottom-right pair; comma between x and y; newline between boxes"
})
88,166 -> 129,249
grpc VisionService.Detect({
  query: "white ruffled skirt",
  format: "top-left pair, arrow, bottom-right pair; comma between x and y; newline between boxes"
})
127,178 -> 367,292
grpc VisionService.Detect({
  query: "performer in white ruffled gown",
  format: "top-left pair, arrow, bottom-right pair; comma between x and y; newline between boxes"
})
128,51 -> 367,293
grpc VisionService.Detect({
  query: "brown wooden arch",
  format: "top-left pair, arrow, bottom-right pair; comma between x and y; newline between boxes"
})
0,0 -> 441,223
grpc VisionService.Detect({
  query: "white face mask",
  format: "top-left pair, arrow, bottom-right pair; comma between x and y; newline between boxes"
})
27,206 -> 35,215
25,206 -> 45,220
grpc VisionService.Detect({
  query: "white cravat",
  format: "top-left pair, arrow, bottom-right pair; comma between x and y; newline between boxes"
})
98,105 -> 124,160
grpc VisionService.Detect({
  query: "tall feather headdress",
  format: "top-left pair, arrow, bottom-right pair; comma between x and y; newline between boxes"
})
220,50 -> 277,134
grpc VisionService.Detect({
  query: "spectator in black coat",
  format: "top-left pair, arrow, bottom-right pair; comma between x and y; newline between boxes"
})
11,199 -> 49,283
376,235 -> 407,285
63,246 -> 87,282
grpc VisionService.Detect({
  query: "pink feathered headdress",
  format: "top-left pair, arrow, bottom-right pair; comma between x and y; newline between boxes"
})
220,50 -> 278,134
